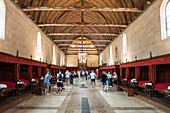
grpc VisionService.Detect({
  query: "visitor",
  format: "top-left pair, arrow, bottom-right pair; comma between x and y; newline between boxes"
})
101,71 -> 108,92
56,70 -> 63,94
70,71 -> 74,85
90,70 -> 96,87
66,70 -> 70,85
113,72 -> 118,90
43,70 -> 51,94
107,72 -> 113,87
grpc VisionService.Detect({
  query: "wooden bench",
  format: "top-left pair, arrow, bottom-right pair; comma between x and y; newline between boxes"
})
118,86 -> 134,96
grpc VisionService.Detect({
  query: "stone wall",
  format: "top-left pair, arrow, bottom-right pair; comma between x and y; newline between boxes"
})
0,0 -> 65,65
66,55 -> 78,67
87,55 -> 99,67
100,0 -> 170,66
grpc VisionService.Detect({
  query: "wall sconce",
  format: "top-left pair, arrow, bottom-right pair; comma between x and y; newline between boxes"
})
150,51 -> 152,59
126,58 -> 127,63
16,50 -> 19,57
135,56 -> 137,61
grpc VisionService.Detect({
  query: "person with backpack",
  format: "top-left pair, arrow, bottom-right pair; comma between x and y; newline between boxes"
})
70,71 -> 74,85
56,70 -> 63,94
101,71 -> 108,92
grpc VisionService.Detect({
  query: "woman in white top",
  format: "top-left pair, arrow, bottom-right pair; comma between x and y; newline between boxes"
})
107,72 -> 113,86
113,72 -> 118,90
66,71 -> 70,85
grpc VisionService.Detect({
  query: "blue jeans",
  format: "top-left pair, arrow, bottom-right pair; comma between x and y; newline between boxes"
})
102,82 -> 107,85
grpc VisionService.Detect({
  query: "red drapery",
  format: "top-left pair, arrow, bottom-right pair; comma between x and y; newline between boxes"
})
152,65 -> 156,84
17,64 -> 20,81
168,65 -> 170,82
136,67 -> 139,81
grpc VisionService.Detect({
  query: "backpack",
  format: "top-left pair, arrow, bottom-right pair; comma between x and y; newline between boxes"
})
58,74 -> 63,81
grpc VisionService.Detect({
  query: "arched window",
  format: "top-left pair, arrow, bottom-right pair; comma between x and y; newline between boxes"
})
166,1 -> 170,37
123,34 -> 127,54
110,46 -> 113,65
60,53 -> 63,66
160,0 -> 170,40
37,32 -> 41,54
0,0 -> 5,40
53,45 -> 55,62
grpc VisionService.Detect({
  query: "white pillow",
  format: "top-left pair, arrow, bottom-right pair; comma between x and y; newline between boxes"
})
40,77 -> 44,80
0,84 -> 7,89
145,82 -> 152,86
168,86 -> 170,90
31,79 -> 35,82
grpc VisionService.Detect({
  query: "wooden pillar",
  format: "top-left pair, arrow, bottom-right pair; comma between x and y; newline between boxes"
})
38,67 -> 41,77
13,64 -> 20,82
28,65 -> 32,80
111,69 -> 113,75
53,68 -> 55,75
120,68 -> 122,78
126,67 -> 129,79
136,67 -> 140,81
44,67 -> 47,76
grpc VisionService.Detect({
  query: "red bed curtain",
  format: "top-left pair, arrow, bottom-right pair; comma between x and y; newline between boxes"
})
120,68 -> 122,78
137,67 -> 140,81
126,68 -> 129,79
152,65 -> 156,84
168,65 -> 170,82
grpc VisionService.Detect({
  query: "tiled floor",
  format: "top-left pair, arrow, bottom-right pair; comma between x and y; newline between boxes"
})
4,78 -> 166,113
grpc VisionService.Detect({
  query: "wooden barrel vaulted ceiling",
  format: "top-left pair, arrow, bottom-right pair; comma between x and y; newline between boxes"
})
14,0 -> 154,55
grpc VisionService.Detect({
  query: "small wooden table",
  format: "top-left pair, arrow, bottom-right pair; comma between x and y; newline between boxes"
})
163,90 -> 170,98
0,88 -> 8,101
28,83 -> 38,91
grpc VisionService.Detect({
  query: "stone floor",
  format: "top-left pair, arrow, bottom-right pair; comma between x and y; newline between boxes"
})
4,78 -> 166,113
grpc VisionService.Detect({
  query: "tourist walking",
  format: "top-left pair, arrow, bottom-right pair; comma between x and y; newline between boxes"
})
90,70 -> 96,87
43,70 -> 51,94
101,71 -> 108,92
56,70 -> 63,94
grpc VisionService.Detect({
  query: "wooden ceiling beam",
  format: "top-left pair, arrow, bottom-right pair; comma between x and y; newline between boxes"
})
58,44 -> 107,46
60,47 -> 104,49
38,24 -> 127,27
48,33 -> 117,36
22,7 -> 142,12
53,39 -> 112,42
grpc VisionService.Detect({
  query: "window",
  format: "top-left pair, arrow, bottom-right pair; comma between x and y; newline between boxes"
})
0,0 -> 5,39
123,34 -> 127,54
166,1 -> 170,37
53,45 -> 55,61
37,32 -> 41,54
60,53 -> 63,66
160,0 -> 170,40
110,46 -> 113,65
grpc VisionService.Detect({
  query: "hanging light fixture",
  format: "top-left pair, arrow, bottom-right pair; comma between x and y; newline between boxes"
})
147,0 -> 151,5
71,45 -> 75,48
